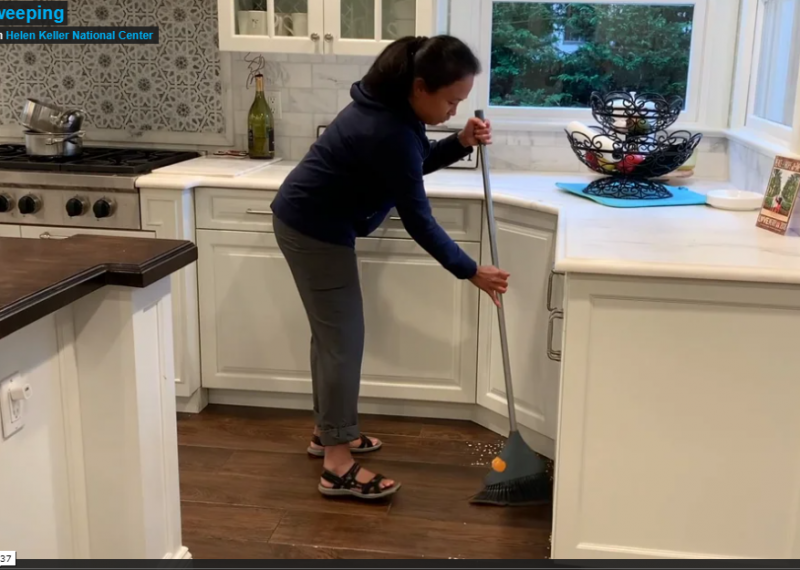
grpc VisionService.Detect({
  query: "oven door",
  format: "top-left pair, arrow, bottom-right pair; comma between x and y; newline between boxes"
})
19,225 -> 156,240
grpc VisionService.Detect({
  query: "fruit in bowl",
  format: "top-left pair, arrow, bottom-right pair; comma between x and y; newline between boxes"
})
617,154 -> 646,174
585,151 -> 619,173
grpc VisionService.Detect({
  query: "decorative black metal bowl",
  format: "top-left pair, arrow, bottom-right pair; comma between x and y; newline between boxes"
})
589,91 -> 684,137
565,128 -> 703,199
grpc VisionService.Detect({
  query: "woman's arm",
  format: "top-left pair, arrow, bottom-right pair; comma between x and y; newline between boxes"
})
422,133 -> 474,175
422,117 -> 492,174
385,132 -> 477,279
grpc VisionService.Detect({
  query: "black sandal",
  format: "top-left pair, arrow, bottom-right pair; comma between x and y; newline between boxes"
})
318,462 -> 400,500
307,434 -> 382,457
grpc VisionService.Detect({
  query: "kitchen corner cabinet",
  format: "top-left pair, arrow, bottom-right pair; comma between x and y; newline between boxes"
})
476,205 -> 562,441
218,0 -> 436,56
195,187 -> 480,403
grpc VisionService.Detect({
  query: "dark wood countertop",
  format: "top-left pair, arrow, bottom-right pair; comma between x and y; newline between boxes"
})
0,235 -> 197,341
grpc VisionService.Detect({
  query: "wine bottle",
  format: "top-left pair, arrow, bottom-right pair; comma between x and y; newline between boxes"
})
247,73 -> 275,159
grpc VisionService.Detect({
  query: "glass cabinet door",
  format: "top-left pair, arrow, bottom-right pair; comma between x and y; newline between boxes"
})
381,0 -> 416,41
324,0 -> 432,55
219,0 -> 324,53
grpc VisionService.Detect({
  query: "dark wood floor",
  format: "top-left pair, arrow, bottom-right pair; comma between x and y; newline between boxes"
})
177,404 -> 552,559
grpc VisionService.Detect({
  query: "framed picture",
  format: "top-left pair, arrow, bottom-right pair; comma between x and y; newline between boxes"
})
756,156 -> 800,236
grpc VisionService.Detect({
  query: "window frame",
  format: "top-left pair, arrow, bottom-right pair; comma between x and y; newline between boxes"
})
446,0 -> 739,134
729,0 -> 800,154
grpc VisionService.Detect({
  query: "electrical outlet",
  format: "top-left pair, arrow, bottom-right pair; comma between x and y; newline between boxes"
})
265,90 -> 282,119
0,375 -> 30,439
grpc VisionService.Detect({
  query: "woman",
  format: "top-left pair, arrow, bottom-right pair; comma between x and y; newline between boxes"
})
271,35 -> 509,500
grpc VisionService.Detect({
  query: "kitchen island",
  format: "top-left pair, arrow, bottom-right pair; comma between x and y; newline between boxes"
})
0,235 -> 196,559
136,161 -> 800,560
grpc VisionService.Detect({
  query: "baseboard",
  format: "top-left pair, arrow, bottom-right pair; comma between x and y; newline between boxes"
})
176,388 -> 208,414
208,389 -> 476,420
205,388 -> 555,460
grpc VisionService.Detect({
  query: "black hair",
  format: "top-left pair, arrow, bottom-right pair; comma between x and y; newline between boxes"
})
362,35 -> 481,105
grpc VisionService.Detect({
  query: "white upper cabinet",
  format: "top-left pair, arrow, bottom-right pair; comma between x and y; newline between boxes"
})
218,0 -> 435,55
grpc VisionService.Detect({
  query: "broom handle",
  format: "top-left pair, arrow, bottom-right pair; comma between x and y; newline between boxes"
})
474,110 -> 518,433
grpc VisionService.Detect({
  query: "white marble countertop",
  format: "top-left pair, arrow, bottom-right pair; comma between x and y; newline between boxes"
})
136,161 -> 800,286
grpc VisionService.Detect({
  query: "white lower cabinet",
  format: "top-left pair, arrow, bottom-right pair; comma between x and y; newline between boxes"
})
476,204 -> 561,440
196,228 -> 480,403
0,224 -> 21,237
19,226 -> 155,239
357,237 -> 479,403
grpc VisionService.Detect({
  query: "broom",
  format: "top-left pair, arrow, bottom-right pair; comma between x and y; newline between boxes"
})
469,110 -> 553,506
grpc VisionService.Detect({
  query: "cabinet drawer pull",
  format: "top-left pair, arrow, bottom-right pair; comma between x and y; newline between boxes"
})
389,216 -> 402,221
546,270 -> 564,311
39,232 -> 69,239
547,310 -> 563,362
245,209 -> 272,216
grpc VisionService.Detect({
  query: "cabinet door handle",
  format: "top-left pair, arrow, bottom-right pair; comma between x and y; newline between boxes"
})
546,270 -> 563,312
39,232 -> 69,239
324,33 -> 334,41
245,209 -> 272,216
310,32 -> 320,41
547,310 -> 563,362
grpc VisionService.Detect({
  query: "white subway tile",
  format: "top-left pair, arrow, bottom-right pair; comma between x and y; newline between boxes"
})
337,89 -> 352,111
272,63 -> 313,88
335,55 -> 374,65
290,137 -> 316,160
287,88 -> 338,113
313,113 -> 338,128
275,112 -> 315,137
312,64 -> 361,88
693,151 -> 728,180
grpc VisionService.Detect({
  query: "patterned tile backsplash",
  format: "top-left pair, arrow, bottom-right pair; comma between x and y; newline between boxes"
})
0,0 -> 224,136
0,1 -> 729,178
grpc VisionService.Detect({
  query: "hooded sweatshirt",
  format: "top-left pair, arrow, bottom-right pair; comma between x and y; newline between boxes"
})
270,81 -> 478,280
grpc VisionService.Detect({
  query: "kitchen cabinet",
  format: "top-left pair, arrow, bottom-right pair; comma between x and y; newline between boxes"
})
0,314 -> 71,559
476,204 -> 561,440
196,227 -> 479,403
552,274 -> 800,559
218,0 -> 436,56
0,224 -> 21,237
19,226 -> 155,239
357,237 -> 479,403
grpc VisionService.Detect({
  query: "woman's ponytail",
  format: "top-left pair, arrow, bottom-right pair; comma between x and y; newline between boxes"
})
362,34 -> 480,106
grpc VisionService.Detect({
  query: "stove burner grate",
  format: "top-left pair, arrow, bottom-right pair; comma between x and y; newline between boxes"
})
0,145 -> 199,175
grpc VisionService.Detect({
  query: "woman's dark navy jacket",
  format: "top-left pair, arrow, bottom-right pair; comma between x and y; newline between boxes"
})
270,81 -> 478,279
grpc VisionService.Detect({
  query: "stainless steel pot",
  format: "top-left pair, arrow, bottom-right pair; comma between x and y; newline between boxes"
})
20,99 -> 84,134
24,130 -> 85,157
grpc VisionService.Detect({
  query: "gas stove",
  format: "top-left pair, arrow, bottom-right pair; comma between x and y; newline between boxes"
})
0,145 -> 199,231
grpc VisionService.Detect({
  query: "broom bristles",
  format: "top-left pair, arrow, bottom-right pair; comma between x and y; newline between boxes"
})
470,473 -> 552,506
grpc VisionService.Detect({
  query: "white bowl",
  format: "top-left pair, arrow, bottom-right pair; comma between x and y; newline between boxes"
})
705,189 -> 763,211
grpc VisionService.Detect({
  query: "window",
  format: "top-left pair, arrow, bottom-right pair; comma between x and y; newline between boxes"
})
752,0 -> 800,126
448,0 -> 739,131
730,0 -> 800,153
489,3 -> 694,109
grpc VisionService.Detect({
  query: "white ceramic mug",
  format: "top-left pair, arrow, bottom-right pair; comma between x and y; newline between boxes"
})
274,13 -> 292,36
237,10 -> 267,35
390,0 -> 415,20
387,19 -> 415,38
291,12 -> 309,36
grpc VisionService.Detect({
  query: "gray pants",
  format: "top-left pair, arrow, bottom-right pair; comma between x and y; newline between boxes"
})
273,216 -> 364,446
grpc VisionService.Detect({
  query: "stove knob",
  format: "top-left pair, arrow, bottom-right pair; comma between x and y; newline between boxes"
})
0,193 -> 14,213
18,194 -> 41,215
92,198 -> 115,219
66,197 -> 88,217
